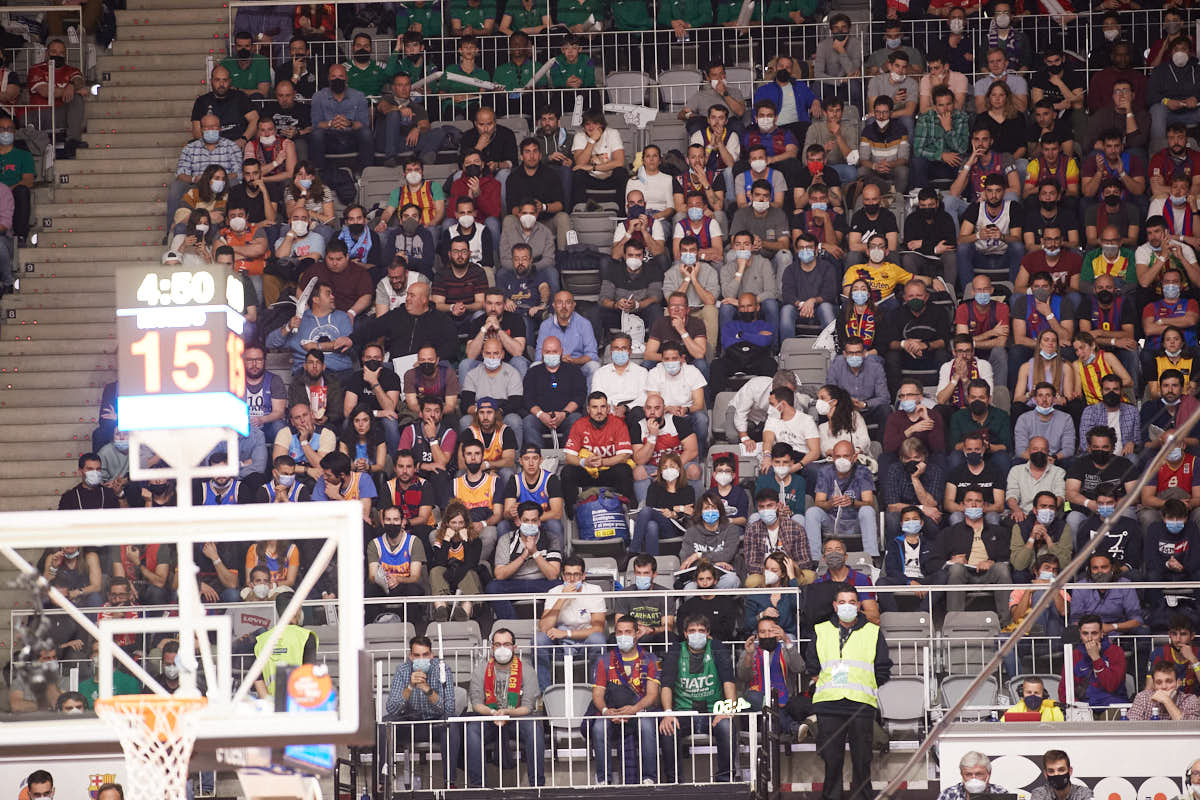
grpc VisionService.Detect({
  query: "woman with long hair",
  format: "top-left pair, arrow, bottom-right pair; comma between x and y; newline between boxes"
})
338,405 -> 387,476
243,539 -> 300,594
429,500 -> 483,621
170,208 -> 214,265
285,160 -> 336,233
632,451 -> 695,555
839,278 -> 880,355
679,490 -> 743,589
1015,328 -> 1076,406
816,384 -> 870,457
176,164 -> 230,226
980,81 -> 1026,159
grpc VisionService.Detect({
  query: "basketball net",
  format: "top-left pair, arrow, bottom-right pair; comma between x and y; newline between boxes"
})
94,695 -> 208,800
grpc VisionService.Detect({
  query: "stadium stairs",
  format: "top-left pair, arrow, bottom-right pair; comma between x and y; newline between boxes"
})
0,0 -> 231,679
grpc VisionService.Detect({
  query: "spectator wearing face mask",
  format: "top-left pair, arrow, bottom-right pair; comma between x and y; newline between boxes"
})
1072,554 -> 1145,636
813,14 -> 864,108
1143,499 -> 1200,614
310,63 -> 373,172
1009,492 -> 1071,582
59,453 -> 123,510
1005,682 -> 1066,722
807,441 -> 879,558
878,505 -> 941,613
737,614 -> 807,736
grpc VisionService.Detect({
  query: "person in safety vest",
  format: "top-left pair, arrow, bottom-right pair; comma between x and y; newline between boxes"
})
253,592 -> 317,698
805,583 -> 892,800
658,614 -> 737,782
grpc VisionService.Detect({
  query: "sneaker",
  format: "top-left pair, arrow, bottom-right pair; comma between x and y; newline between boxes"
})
433,605 -> 449,622
643,778 -> 655,785
451,604 -> 469,621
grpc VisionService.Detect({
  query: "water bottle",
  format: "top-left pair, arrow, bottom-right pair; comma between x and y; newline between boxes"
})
989,710 -> 999,722
1119,708 -> 1129,721
1150,704 -> 1161,720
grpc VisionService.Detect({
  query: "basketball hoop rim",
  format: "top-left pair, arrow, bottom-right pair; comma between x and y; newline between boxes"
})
95,694 -> 209,736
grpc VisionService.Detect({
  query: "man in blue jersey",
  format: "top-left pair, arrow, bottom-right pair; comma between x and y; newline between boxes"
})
500,445 -> 566,550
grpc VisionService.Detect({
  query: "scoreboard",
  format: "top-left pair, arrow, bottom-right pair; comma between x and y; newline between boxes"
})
115,265 -> 249,435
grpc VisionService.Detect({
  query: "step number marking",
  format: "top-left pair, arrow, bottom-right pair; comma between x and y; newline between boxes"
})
59,174 -> 69,184
102,72 -> 110,81
23,263 -> 33,273
42,218 -> 51,228
6,310 -> 14,319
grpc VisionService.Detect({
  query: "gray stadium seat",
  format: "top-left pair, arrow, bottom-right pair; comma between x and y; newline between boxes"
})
359,166 -> 403,210
939,674 -> 999,722
605,71 -> 655,106
656,69 -> 701,111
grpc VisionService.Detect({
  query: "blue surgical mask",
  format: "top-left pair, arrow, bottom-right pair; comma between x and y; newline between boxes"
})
1164,284 -> 1182,300
277,473 -> 296,487
483,356 -> 502,370
687,207 -> 704,221
612,349 -> 629,366
851,290 -> 869,305
974,292 -> 991,305
1035,404 -> 1055,415
811,201 -> 828,211
519,522 -> 540,536
1038,570 -> 1055,581
701,509 -> 720,525
634,575 -> 653,591
1169,447 -> 1183,462
964,506 -> 984,520
411,657 -> 432,672
733,249 -> 752,260
113,439 -> 130,452
202,129 -> 220,144
543,353 -> 561,368
901,519 -> 923,535
1167,520 -> 1186,534
846,355 -> 864,368
681,251 -> 698,265
298,178 -> 313,189
616,634 -> 635,651
0,131 -> 13,146
1036,508 -> 1056,525
1043,247 -> 1060,258
1096,504 -> 1115,519
1040,350 -> 1058,360
836,603 -> 858,622
798,248 -> 816,263
899,399 -> 917,413
664,360 -> 682,375
687,632 -> 708,650
759,507 -> 777,525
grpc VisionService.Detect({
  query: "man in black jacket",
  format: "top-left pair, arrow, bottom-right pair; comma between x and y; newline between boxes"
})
937,486 -> 1013,624
335,281 -> 457,362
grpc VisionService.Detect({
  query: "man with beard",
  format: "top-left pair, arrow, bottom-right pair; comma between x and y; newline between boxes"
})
495,243 -> 553,343
313,451 -> 376,522
374,255 -> 431,317
272,402 -> 337,480
342,343 -> 402,453
337,281 -> 457,363
432,236 -> 489,334
200,451 -> 242,506
561,391 -> 636,515
267,281 -> 354,374
452,441 -> 503,560
191,65 -> 257,144
287,350 -> 345,429
398,398 -> 456,508
243,346 -> 286,441
458,397 -> 520,487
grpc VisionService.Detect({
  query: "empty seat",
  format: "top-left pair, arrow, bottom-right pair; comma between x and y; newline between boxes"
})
656,69 -> 701,111
499,115 -> 530,138
543,683 -> 596,759
878,676 -> 926,740
605,71 -> 655,106
365,621 -> 418,653
941,611 -> 1001,675
647,119 -> 688,153
359,166 -> 403,210
571,211 -> 614,248
938,675 -> 999,722
425,621 -> 484,683
583,556 -> 620,591
780,337 -> 824,359
492,617 -> 538,650
879,611 -> 933,676
724,67 -> 754,104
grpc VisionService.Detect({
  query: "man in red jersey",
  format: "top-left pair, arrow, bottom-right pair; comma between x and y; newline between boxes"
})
560,390 -> 635,516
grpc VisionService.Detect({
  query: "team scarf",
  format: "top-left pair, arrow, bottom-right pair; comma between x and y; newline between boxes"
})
750,646 -> 789,702
1164,201 -> 1195,238
484,657 -> 522,709
953,357 -> 981,408
606,647 -> 647,695
338,226 -> 372,261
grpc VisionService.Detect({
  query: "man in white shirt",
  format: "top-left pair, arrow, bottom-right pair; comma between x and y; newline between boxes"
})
589,332 -> 649,416
760,385 -> 820,478
623,144 -> 676,222
730,370 -> 797,455
534,555 -> 607,690
645,342 -> 709,453
373,256 -> 430,317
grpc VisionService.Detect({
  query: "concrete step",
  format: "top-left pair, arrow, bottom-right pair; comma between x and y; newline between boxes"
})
0,368 -> 114,388
54,154 -> 176,173
100,84 -> 209,103
112,38 -> 226,57
98,53 -> 213,73
37,201 -> 164,219
5,307 -> 119,324
39,217 -> 165,234
84,115 -> 192,134
17,261 -> 121,279
19,244 -> 164,264
37,185 -> 168,204
91,99 -> 195,119
128,0 -> 231,10
0,339 -> 116,356
0,406 -> 99,425
0,477 -> 78,498
0,495 -> 61,511
1,324 -> 115,343
0,422 -> 100,442
2,291 -> 116,309
12,275 -> 114,294
0,460 -> 82,480
78,131 -> 189,150
120,23 -> 228,42
76,145 -> 179,161
116,8 -> 232,26
37,229 -> 164,247
53,169 -> 170,189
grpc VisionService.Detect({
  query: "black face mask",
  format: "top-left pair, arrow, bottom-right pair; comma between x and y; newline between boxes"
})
237,48 -> 252,60
419,362 -> 437,375
464,164 -> 483,178
904,460 -> 921,475
383,523 -> 405,538
1102,391 -> 1121,407
862,202 -> 880,215
49,55 -> 65,68
775,69 -> 791,83
1103,194 -> 1121,207
834,32 -> 849,41
758,636 -> 779,652
735,311 -> 756,322
329,77 -> 347,93
1029,451 -> 1049,469
1091,449 -> 1113,465
1097,289 -> 1115,304
969,399 -> 988,417
364,359 -> 383,371
1024,693 -> 1045,711
965,451 -> 984,466
354,49 -> 371,62
150,483 -> 172,496
916,207 -> 935,219
1047,774 -> 1071,791
1047,64 -> 1064,75
407,53 -> 422,63
348,223 -> 365,237
1040,200 -> 1057,212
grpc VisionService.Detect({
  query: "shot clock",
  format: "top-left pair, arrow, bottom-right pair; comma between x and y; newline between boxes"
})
115,264 -> 249,435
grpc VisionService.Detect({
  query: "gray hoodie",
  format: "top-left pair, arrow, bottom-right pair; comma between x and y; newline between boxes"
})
681,521 -> 743,566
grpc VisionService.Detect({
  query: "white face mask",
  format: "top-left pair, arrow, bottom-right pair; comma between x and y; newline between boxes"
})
458,214 -> 475,228
949,18 -> 964,33
162,663 -> 180,680
773,465 -> 790,479
291,220 -> 309,236
194,223 -> 209,234
84,469 -> 103,487
834,457 -> 853,474
210,179 -> 225,193
259,134 -> 276,146
519,213 -> 537,228
964,779 -> 989,795
750,158 -> 767,173
710,79 -> 721,90
405,170 -> 423,186
752,200 -> 770,213
869,247 -> 885,263
756,117 -> 775,132
493,646 -> 513,664
763,569 -> 780,586
616,634 -> 635,652
1174,50 -> 1190,68
836,602 -> 858,622
252,582 -> 270,599
814,398 -> 831,416
626,257 -> 643,270
228,216 -> 247,232
660,467 -> 680,483
714,471 -> 733,486
994,12 -> 1010,28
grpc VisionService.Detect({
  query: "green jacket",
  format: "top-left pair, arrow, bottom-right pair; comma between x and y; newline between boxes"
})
493,59 -> 542,91
450,0 -> 497,29
387,54 -> 441,85
556,0 -> 603,27
612,0 -> 655,30
549,55 -> 595,89
657,0 -> 712,27
399,3 -> 444,36
344,60 -> 389,96
219,56 -> 270,92
505,2 -> 546,29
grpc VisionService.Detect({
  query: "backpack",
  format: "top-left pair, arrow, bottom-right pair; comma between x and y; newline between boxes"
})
322,166 -> 357,205
574,488 -> 630,543
557,244 -> 607,272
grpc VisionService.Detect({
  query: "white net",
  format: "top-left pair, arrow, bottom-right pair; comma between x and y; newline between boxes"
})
94,695 -> 207,800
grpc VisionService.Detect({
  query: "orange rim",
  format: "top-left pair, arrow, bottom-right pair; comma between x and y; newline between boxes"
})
94,694 -> 208,741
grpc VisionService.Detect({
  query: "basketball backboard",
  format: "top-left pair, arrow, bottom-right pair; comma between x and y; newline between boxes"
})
0,501 -> 368,760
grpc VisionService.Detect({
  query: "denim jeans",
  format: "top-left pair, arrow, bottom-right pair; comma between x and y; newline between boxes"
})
805,505 -> 880,557
590,714 -> 659,783
464,717 -> 545,787
521,411 -> 582,450
659,713 -> 735,782
533,629 -> 607,690
780,300 -> 837,338
632,506 -> 685,554
310,125 -> 374,171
